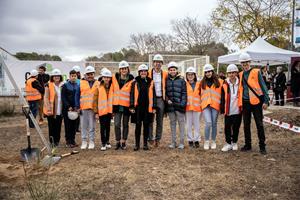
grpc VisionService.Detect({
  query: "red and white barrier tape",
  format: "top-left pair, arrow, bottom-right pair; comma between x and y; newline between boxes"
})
263,116 -> 300,133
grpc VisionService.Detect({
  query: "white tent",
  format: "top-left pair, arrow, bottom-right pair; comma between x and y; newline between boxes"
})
218,37 -> 300,66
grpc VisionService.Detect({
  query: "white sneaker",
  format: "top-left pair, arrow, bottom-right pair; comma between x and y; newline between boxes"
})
221,143 -> 232,152
232,143 -> 238,151
88,141 -> 95,149
80,141 -> 88,150
178,144 -> 184,149
100,145 -> 107,151
106,143 -> 112,149
204,141 -> 210,150
211,141 -> 217,149
169,143 -> 176,149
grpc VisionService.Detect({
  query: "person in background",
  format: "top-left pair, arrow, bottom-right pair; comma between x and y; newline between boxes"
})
166,62 -> 187,149
272,66 -> 286,106
185,67 -> 201,148
95,69 -> 113,151
37,65 -> 50,125
200,64 -> 223,150
129,64 -> 155,151
238,53 -> 269,155
261,65 -> 272,90
148,54 -> 168,147
112,61 -> 134,150
76,66 -> 99,150
291,61 -> 300,107
218,72 -> 226,80
25,69 -> 44,128
62,70 -> 80,148
220,64 -> 242,152
72,65 -> 81,133
43,69 -> 64,147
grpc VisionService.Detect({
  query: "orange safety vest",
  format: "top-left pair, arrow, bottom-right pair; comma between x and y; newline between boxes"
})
133,80 -> 154,113
222,81 -> 241,115
43,82 -> 56,116
200,79 -> 223,111
80,80 -> 98,110
25,78 -> 42,101
97,83 -> 113,116
238,69 -> 263,106
148,69 -> 168,100
186,81 -> 201,112
112,75 -> 133,107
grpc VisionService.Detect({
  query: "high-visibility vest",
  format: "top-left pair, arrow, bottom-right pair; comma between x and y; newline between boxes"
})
186,81 -> 201,112
97,84 -> 113,116
222,81 -> 241,115
43,82 -> 56,116
80,80 -> 98,110
148,69 -> 168,100
200,79 -> 223,111
25,78 -> 42,101
133,80 -> 154,113
112,75 -> 133,107
238,69 -> 263,106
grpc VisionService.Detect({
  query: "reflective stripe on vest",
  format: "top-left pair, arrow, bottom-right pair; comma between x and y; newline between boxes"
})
200,79 -> 223,111
25,78 -> 42,101
112,75 -> 132,107
148,69 -> 168,100
98,84 -> 113,116
186,81 -> 201,112
133,80 -> 154,113
43,82 -> 56,116
80,80 -> 98,110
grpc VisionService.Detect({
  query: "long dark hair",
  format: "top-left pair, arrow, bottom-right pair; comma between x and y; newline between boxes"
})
50,75 -> 63,82
201,71 -> 220,89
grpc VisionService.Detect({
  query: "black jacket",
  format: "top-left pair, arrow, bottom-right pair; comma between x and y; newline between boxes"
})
28,79 -> 44,95
37,73 -> 50,87
165,74 -> 187,113
272,72 -> 286,93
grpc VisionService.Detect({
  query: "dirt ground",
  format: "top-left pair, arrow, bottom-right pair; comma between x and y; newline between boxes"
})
0,108 -> 299,200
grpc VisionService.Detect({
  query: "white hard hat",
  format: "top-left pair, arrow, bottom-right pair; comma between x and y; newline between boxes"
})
72,65 -> 81,72
119,60 -> 129,69
30,69 -> 38,77
239,52 -> 252,62
68,111 -> 79,120
153,54 -> 164,62
186,67 -> 196,74
203,64 -> 214,72
138,64 -> 148,71
226,64 -> 239,73
100,67 -> 108,74
84,66 -> 95,74
101,68 -> 112,77
168,61 -> 178,69
51,69 -> 62,76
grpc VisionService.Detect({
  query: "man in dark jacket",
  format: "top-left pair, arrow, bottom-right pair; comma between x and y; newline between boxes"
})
165,62 -> 187,149
62,70 -> 80,147
291,61 -> 300,107
37,65 -> 50,124
272,66 -> 286,106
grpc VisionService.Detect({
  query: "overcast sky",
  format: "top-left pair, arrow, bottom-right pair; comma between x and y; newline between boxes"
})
0,0 -> 218,61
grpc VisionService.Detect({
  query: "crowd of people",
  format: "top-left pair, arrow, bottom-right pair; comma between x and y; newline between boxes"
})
25,53 -> 272,155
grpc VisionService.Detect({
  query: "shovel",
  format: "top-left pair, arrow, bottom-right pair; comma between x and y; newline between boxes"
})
20,117 -> 40,162
40,150 -> 79,167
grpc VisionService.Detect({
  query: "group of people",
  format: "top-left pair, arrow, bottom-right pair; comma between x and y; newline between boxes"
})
24,53 -> 269,155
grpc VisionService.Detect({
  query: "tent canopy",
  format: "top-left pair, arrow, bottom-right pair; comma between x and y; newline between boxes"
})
218,37 -> 300,66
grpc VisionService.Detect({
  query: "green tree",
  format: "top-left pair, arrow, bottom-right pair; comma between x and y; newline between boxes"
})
15,52 -> 62,61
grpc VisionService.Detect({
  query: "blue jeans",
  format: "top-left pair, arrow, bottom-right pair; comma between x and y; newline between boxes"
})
28,100 -> 39,128
202,106 -> 218,141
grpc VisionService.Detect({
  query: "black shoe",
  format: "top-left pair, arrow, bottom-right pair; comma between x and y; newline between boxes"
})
143,146 -> 149,151
241,145 -> 252,152
194,141 -> 200,148
121,142 -> 127,150
188,141 -> 194,147
134,146 -> 140,151
115,142 -> 121,150
260,148 -> 267,155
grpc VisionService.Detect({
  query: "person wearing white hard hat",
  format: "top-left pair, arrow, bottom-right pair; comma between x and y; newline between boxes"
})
112,60 -> 134,150
25,69 -> 45,128
72,65 -> 82,81
94,68 -> 113,151
220,64 -> 242,152
43,69 -> 64,147
129,64 -> 155,151
37,65 -> 50,125
200,63 -> 224,150
166,61 -> 187,149
238,52 -> 269,154
77,65 -> 99,150
62,69 -> 80,148
148,54 -> 168,147
185,67 -> 201,148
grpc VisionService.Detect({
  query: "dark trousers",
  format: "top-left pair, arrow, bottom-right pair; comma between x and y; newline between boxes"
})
100,114 -> 112,145
28,100 -> 39,128
64,115 -> 77,145
274,91 -> 284,106
242,101 -> 266,149
135,109 -> 149,147
75,117 -> 80,132
224,114 -> 242,144
47,115 -> 62,146
114,112 -> 129,142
